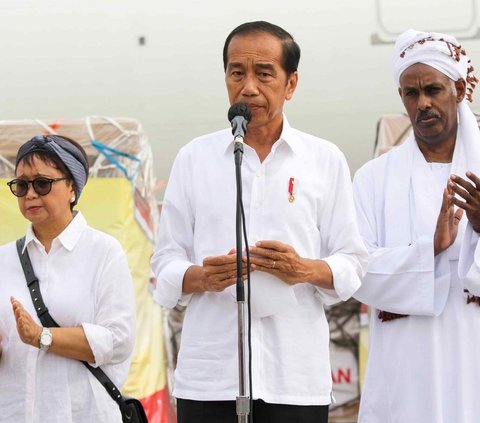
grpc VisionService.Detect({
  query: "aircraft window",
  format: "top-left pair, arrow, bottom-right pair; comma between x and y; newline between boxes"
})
372,0 -> 480,44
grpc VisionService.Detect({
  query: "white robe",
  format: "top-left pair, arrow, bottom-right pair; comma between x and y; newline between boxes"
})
353,132 -> 480,423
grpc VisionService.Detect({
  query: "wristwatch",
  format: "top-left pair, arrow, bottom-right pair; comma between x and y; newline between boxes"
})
39,327 -> 53,351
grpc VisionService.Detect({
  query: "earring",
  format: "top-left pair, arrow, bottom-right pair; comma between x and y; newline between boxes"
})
70,196 -> 76,203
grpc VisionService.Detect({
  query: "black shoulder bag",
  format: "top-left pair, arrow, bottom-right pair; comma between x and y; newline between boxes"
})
16,237 -> 148,423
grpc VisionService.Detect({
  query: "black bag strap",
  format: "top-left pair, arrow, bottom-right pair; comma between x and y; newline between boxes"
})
16,237 -> 130,410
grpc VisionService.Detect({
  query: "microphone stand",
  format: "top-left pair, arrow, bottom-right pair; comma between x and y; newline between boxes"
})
234,135 -> 250,423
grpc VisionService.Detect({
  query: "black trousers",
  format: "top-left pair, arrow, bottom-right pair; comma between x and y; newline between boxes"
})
177,398 -> 329,423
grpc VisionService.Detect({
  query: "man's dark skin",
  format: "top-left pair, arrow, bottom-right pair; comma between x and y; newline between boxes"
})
398,63 -> 480,256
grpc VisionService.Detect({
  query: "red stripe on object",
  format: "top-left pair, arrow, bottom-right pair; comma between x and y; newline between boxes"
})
140,388 -> 177,423
288,177 -> 295,196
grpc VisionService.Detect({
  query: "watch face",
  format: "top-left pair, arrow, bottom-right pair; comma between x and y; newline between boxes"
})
40,331 -> 52,346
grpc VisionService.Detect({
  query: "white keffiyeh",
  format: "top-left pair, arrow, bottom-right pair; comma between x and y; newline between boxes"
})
392,29 -> 471,88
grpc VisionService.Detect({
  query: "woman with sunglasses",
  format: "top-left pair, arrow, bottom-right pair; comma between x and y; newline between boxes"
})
0,135 -> 136,423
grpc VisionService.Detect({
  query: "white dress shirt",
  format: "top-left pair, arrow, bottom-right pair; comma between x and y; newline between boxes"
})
0,212 -> 136,423
152,118 -> 367,405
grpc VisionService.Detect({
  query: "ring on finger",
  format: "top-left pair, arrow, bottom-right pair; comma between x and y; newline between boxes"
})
272,260 -> 276,269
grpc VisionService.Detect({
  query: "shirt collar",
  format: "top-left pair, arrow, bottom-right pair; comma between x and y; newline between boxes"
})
223,114 -> 301,156
24,211 -> 87,253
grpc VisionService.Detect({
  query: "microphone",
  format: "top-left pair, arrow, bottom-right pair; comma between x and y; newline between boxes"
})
228,102 -> 252,144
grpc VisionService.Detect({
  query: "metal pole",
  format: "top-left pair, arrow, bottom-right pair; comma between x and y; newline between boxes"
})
234,143 -> 250,422
236,301 -> 249,422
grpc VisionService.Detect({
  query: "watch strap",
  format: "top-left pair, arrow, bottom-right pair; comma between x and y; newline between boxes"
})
39,327 -> 53,351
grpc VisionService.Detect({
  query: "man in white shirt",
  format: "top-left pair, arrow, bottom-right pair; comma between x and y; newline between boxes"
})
152,21 -> 367,423
353,29 -> 480,423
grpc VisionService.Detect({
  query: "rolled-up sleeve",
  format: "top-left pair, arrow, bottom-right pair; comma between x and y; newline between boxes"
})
151,148 -> 195,309
83,241 -> 136,367
152,260 -> 193,309
315,151 -> 368,304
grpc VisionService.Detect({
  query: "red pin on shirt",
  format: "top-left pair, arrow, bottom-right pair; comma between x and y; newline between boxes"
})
288,177 -> 295,203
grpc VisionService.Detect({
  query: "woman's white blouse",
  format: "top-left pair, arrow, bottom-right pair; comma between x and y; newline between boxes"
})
0,212 -> 136,423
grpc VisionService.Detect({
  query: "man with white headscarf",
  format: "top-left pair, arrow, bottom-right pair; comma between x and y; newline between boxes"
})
353,29 -> 480,422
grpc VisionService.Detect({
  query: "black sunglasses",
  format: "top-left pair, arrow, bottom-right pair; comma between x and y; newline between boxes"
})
7,177 -> 68,197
